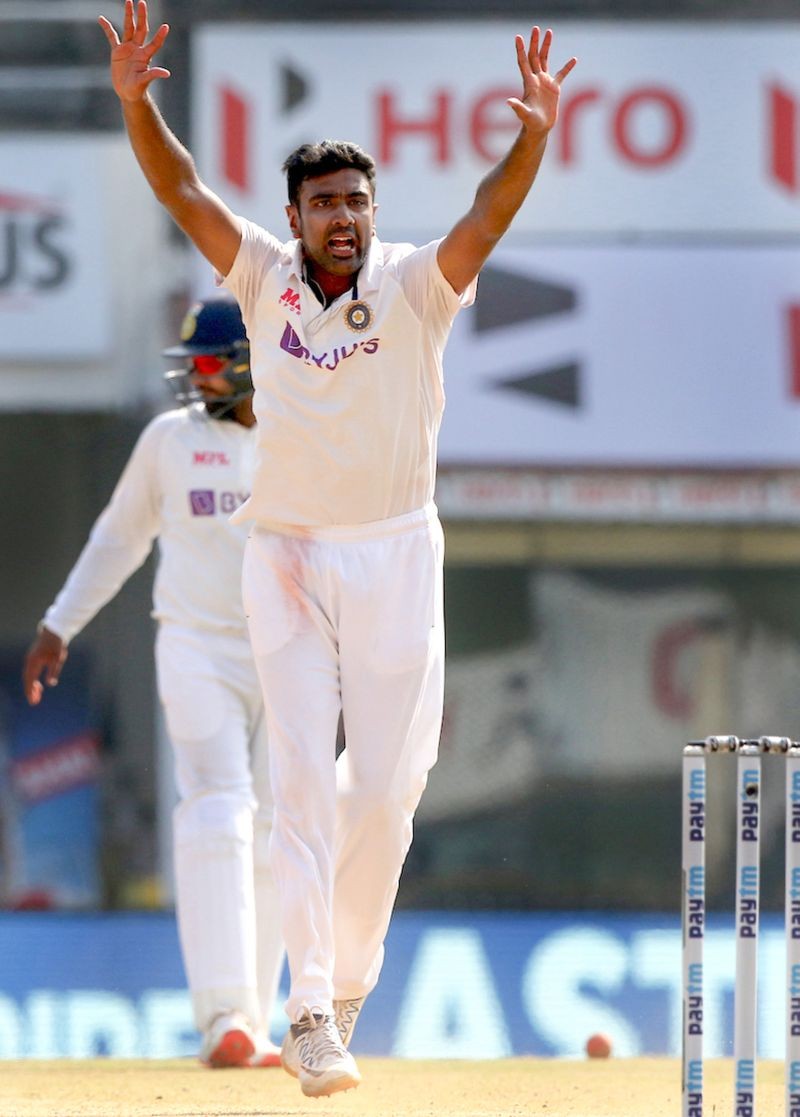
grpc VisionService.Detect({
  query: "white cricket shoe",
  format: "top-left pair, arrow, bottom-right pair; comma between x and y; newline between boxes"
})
280,996 -> 365,1079
289,1006 -> 361,1097
248,1031 -> 282,1068
199,1010 -> 256,1068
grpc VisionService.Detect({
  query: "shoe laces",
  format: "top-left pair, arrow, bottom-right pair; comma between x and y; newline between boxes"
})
292,1005 -> 345,1068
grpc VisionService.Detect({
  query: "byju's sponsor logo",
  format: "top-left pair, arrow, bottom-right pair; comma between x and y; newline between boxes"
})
279,321 -> 380,370
189,490 -> 215,515
189,489 -> 247,516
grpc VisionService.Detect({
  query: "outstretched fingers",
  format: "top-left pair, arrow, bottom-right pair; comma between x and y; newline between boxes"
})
141,62 -> 171,87
144,23 -> 170,61
133,0 -> 149,46
517,26 -> 577,87
536,28 -> 552,72
554,56 -> 578,85
515,33 -> 531,79
98,0 -> 170,90
529,26 -> 542,73
123,0 -> 134,41
97,15 -> 120,47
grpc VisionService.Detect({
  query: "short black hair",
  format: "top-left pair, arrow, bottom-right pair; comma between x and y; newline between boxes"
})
282,140 -> 377,207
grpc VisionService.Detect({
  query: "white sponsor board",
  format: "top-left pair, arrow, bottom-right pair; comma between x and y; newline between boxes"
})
0,139 -> 111,358
193,22 -> 800,236
436,469 -> 800,523
437,243 -> 800,468
0,136 -> 178,410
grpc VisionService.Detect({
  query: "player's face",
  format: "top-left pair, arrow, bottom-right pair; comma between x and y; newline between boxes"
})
287,169 -> 376,281
189,359 -> 231,400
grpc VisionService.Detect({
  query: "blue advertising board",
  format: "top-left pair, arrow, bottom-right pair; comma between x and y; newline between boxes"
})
0,911 -> 787,1060
0,650 -> 101,909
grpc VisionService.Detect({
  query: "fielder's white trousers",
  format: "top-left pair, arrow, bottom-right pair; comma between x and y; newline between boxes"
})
155,623 -> 284,1034
242,504 -> 444,1021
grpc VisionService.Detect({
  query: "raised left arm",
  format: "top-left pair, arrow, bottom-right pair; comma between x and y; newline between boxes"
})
437,27 -> 577,295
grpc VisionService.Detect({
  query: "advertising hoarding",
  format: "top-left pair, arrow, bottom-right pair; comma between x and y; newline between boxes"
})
193,22 -> 800,238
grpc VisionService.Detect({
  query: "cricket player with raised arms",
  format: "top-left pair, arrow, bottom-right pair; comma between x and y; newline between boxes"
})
98,0 -> 576,1097
24,296 -> 284,1070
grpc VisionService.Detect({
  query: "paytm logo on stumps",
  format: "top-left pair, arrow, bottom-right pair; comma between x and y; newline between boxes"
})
734,1057 -> 755,1117
790,964 -> 800,1041
737,865 -> 759,939
788,1059 -> 800,1117
685,866 -> 705,939
739,768 -> 759,842
684,1058 -> 702,1117
791,770 -> 800,844
687,768 -> 705,842
685,962 -> 703,1036
791,872 -> 800,942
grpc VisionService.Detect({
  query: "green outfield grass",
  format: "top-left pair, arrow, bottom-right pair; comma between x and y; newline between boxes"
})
0,1056 -> 784,1116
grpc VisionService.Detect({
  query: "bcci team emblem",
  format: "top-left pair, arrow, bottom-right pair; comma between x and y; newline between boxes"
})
180,304 -> 200,341
343,300 -> 374,333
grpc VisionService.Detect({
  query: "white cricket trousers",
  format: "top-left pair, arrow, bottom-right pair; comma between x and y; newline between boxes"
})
242,504 -> 444,1021
155,623 -> 284,1034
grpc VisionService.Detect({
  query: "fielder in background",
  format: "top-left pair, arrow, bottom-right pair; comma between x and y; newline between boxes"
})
98,0 -> 577,1098
23,296 -> 285,1070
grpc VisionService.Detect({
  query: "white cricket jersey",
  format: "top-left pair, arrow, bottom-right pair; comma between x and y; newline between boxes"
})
222,220 -> 475,527
43,407 -> 256,643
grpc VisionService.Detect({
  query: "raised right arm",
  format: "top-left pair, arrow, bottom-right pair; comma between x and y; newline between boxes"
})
99,0 -> 241,276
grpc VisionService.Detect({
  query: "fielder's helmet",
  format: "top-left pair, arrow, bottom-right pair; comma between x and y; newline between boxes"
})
163,296 -> 253,419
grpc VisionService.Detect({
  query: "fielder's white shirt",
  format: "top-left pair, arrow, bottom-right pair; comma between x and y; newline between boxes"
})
44,407 -> 256,643
223,221 -> 475,527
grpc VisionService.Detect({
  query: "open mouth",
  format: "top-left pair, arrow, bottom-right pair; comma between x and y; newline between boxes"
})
328,234 -> 357,259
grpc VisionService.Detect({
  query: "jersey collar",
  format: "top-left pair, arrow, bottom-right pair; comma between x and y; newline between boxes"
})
288,235 -> 383,301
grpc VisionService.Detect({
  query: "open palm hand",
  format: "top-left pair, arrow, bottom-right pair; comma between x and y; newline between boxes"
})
99,0 -> 170,103
508,27 -> 577,136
